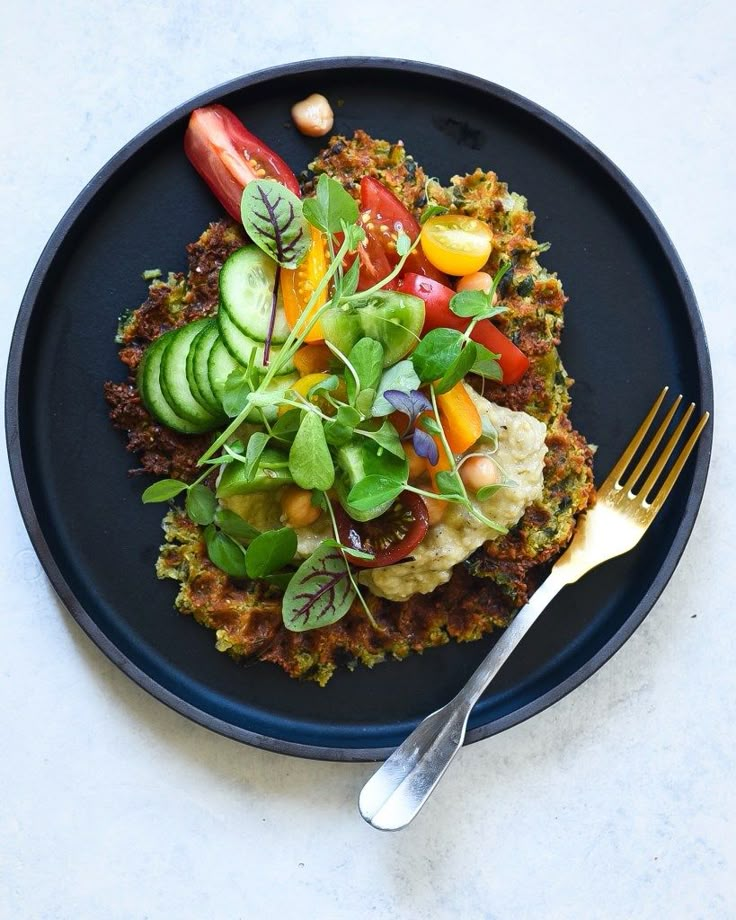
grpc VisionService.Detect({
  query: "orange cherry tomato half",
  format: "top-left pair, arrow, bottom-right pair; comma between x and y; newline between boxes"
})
281,226 -> 328,342
420,214 -> 493,276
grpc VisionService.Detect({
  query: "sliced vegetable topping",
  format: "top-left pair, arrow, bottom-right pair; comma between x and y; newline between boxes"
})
184,104 -> 300,220
281,225 -> 328,342
320,290 -> 425,368
398,272 -> 529,384
420,214 -> 493,276
140,147 -> 515,635
334,491 -> 429,568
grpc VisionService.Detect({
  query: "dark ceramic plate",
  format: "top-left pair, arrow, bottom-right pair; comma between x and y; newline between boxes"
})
6,59 -> 713,761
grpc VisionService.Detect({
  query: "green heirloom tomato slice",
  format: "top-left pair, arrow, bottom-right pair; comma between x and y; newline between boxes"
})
321,291 -> 425,367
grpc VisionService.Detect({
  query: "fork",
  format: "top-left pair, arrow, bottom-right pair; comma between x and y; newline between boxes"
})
359,387 -> 709,831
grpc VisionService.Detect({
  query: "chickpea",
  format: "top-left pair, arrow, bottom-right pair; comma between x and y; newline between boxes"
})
403,443 -> 427,481
423,495 -> 447,526
280,486 -> 321,528
457,271 -> 493,294
459,455 -> 499,493
291,93 -> 334,137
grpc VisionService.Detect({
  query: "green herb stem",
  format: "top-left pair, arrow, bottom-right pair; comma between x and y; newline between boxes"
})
323,493 -> 380,631
199,239 -> 352,465
340,234 -> 421,304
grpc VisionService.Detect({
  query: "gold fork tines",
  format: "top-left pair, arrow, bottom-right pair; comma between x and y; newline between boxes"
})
600,386 -> 709,512
555,387 -> 709,586
649,409 -> 710,515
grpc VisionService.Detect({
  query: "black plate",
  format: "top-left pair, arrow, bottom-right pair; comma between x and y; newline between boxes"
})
6,59 -> 713,761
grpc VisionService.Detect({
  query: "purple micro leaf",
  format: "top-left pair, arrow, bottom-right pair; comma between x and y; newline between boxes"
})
413,427 -> 439,466
383,389 -> 432,421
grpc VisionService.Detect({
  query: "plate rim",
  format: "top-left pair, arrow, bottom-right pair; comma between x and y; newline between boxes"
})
5,56 -> 714,762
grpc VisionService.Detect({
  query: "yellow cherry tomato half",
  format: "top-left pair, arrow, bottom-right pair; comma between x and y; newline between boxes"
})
281,225 -> 328,342
420,215 -> 493,276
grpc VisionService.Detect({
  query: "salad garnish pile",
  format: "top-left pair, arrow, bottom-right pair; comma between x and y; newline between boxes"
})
136,103 -> 534,634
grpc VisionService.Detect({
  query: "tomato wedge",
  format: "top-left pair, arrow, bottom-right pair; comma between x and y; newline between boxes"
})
397,273 -> 530,385
184,104 -> 301,221
360,177 -> 448,284
334,491 -> 429,568
281,226 -> 328,342
341,178 -> 448,290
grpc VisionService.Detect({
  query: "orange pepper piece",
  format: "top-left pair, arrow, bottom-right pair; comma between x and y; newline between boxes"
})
435,383 -> 482,455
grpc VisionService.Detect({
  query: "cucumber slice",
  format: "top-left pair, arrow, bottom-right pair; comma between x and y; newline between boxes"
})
219,245 -> 290,343
207,336 -> 297,422
208,337 -> 242,404
138,332 -> 214,435
189,320 -> 223,415
160,321 -> 223,427
218,308 -> 295,374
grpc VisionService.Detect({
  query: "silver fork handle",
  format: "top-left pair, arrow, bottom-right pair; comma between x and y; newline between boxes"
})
358,569 -> 566,831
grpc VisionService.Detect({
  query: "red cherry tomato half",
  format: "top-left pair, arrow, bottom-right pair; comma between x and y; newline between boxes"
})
341,178 -> 449,290
397,273 -> 530,385
360,177 -> 448,284
334,491 -> 429,568
184,104 -> 301,221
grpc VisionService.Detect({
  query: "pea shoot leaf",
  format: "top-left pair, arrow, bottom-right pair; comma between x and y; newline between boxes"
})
355,388 -> 377,417
307,374 -> 340,398
214,508 -> 261,543
335,405 -> 361,428
411,328 -> 464,382
302,174 -> 359,235
243,431 -> 270,480
419,415 -> 442,436
282,542 -> 356,632
341,221 -> 366,250
241,180 -> 310,269
289,411 -> 335,490
372,360 -> 421,416
341,256 -> 361,297
222,370 -> 254,418
450,289 -> 490,318
271,408 -> 302,444
358,419 -> 406,458
435,470 -> 465,499
320,538 -> 376,561
185,484 -> 217,525
396,230 -> 411,257
141,479 -> 187,503
476,483 -> 505,501
471,343 -> 503,380
349,338 -> 384,394
245,527 -> 298,579
435,341 -> 478,394
419,203 -> 449,224
347,475 -> 405,511
204,525 -> 248,578
478,414 -> 499,448
324,416 -> 360,447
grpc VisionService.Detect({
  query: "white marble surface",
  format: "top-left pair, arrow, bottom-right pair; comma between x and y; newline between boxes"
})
1,2 -> 734,917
